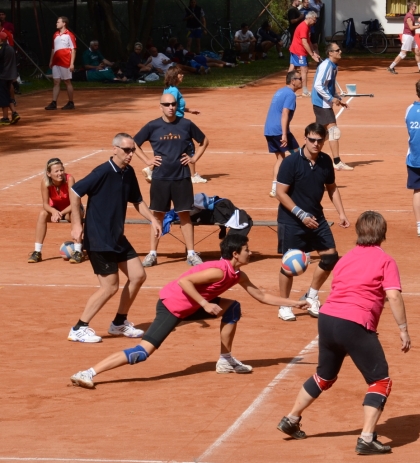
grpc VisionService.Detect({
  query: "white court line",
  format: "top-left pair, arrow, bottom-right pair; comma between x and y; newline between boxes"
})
0,459 -> 189,463
197,338 -> 319,462
0,150 -> 104,192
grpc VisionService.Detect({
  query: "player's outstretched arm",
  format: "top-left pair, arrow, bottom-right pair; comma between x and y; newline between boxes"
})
238,271 -> 309,308
386,289 -> 411,353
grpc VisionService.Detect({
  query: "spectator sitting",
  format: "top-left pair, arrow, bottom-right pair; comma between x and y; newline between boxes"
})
83,40 -> 114,71
256,21 -> 284,59
165,37 -> 179,58
234,23 -> 256,62
145,46 -> 205,75
83,63 -> 130,83
126,42 -> 152,80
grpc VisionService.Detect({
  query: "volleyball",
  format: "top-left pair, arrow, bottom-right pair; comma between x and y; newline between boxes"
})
281,249 -> 309,276
59,241 -> 75,260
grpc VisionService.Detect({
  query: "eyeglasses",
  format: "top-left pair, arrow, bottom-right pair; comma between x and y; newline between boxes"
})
160,102 -> 177,107
116,146 -> 136,154
293,77 -> 302,81
331,48 -> 341,52
306,137 -> 324,144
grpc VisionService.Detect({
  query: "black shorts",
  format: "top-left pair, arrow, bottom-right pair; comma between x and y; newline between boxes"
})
0,79 -> 11,107
277,218 -> 335,254
407,165 -> 420,189
142,298 -> 220,348
87,245 -> 138,275
313,105 -> 336,126
316,313 -> 389,384
150,178 -> 194,213
265,134 -> 299,154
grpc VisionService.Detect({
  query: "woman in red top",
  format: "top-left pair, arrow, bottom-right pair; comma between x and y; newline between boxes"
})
28,158 -> 83,263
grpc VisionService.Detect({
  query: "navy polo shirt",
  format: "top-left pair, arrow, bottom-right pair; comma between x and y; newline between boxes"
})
277,148 -> 335,224
72,158 -> 143,252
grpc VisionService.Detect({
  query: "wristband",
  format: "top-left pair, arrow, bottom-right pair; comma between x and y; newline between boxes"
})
398,322 -> 407,330
199,299 -> 208,307
291,206 -> 313,222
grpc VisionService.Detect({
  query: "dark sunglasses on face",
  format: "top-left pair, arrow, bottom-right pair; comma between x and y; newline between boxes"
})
160,102 -> 177,107
116,146 -> 136,154
306,137 -> 324,144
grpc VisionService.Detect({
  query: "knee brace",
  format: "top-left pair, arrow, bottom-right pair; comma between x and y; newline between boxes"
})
398,52 -> 406,59
319,252 -> 339,271
328,126 -> 341,141
303,374 -> 338,398
363,377 -> 392,410
124,345 -> 149,365
221,301 -> 242,324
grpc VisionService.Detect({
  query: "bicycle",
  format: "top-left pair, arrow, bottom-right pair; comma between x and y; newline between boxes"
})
211,19 -> 234,53
157,24 -> 174,49
331,18 -> 387,55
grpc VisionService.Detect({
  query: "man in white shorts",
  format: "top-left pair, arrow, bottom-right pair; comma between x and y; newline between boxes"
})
388,1 -> 420,74
45,16 -> 76,110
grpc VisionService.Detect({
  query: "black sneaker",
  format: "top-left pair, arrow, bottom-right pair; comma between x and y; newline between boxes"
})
11,112 -> 20,124
61,101 -> 75,110
69,250 -> 83,264
0,118 -> 11,126
28,251 -> 42,263
277,416 -> 306,439
45,101 -> 57,110
355,434 -> 392,455
387,67 -> 397,75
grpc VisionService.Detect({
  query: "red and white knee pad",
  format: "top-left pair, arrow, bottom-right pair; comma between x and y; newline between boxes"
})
363,377 -> 392,410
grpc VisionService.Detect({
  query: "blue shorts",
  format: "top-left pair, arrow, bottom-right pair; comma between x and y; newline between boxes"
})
407,165 -> 420,189
277,218 -> 335,254
265,134 -> 299,154
188,28 -> 202,39
190,58 -> 208,71
290,53 -> 308,67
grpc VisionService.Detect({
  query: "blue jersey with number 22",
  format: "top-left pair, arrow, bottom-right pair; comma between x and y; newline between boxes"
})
405,101 -> 420,167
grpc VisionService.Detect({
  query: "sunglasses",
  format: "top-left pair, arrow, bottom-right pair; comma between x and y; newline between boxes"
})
116,146 -> 136,154
331,48 -> 341,52
160,102 -> 177,107
306,137 -> 324,144
293,77 -> 302,81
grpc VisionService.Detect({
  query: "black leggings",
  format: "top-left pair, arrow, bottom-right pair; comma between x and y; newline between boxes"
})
304,314 -> 389,406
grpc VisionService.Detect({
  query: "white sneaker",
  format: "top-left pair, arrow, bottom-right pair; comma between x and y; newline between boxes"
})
333,161 -> 353,171
70,370 -> 95,389
191,172 -> 207,183
269,188 -> 276,198
108,320 -> 144,338
417,226 -> 420,237
216,357 -> 253,374
142,252 -> 157,267
302,91 -> 311,97
187,252 -> 203,266
142,166 -> 152,183
68,326 -> 102,343
302,294 -> 320,318
278,306 -> 296,321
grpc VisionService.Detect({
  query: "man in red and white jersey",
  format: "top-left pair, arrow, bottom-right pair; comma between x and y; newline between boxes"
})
45,16 -> 76,110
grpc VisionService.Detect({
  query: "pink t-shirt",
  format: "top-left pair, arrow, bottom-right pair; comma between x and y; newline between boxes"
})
403,12 -> 415,36
290,21 -> 310,56
159,259 -> 241,318
320,245 -> 401,331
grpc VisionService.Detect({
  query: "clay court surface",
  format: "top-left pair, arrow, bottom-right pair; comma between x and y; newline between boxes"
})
1,58 -> 419,462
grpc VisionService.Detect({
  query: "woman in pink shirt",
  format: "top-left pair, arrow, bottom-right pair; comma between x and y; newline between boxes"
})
69,234 -> 308,389
278,211 -> 411,455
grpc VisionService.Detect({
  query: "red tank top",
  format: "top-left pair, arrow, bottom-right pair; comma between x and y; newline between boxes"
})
48,173 -> 71,211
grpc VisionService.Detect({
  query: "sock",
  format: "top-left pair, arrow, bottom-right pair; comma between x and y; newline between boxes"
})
74,243 -> 82,252
307,287 -> 318,299
390,62 -> 396,69
303,86 -> 308,93
361,432 -> 373,443
73,320 -> 89,330
88,367 -> 96,377
113,313 -> 127,326
149,250 -> 157,256
287,414 -> 300,424
418,63 -> 420,70
272,181 -> 276,190
220,353 -> 232,363
35,243 -> 43,252
333,157 -> 341,164
187,250 -> 196,257
279,52 -> 283,57
417,221 -> 420,228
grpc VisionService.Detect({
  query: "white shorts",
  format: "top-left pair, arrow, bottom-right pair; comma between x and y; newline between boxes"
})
401,34 -> 418,52
52,65 -> 72,80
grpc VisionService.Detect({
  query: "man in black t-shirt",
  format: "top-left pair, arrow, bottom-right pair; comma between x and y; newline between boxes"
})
184,0 -> 206,53
68,133 -> 161,343
134,93 -> 209,267
275,123 -> 349,322
288,0 -> 304,40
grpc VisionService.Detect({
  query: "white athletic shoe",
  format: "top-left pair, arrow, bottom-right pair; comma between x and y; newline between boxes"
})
142,166 -> 152,183
300,293 -> 321,318
302,91 -> 311,97
278,306 -> 296,321
68,326 -> 102,343
333,161 -> 353,171
191,172 -> 207,183
108,320 -> 144,338
216,357 -> 253,374
70,370 -> 95,389
142,252 -> 157,267
187,252 -> 203,266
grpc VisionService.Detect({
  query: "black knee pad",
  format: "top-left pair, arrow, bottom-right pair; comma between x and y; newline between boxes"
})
319,252 -> 339,271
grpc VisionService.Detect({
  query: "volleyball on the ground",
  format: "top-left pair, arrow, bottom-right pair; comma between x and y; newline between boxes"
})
59,241 -> 75,260
281,249 -> 309,276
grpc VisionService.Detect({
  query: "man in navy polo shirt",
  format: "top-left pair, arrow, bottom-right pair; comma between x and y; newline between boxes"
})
134,93 -> 209,267
68,133 -> 161,343
275,122 -> 350,321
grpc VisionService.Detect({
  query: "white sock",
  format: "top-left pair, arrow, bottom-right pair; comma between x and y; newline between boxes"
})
303,86 -> 308,93
287,414 -> 300,423
279,52 -> 283,57
74,243 -> 82,252
272,181 -> 276,189
307,287 -> 318,299
149,250 -> 157,256
220,353 -> 233,363
35,243 -> 43,252
187,250 -> 196,257
361,432 -> 373,443
390,62 -> 396,69
88,367 -> 96,377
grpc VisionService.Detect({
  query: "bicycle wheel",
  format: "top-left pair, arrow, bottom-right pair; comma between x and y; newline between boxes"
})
211,35 -> 231,54
280,30 -> 291,49
330,31 -> 346,49
18,50 -> 40,78
365,31 -> 388,54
